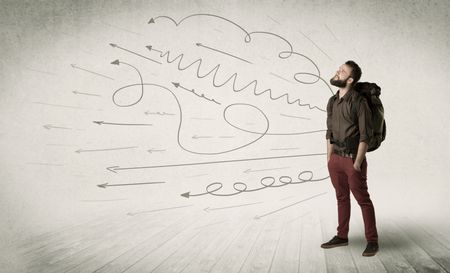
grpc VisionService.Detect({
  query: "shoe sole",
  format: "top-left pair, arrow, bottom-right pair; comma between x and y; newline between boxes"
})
321,242 -> 348,249
362,250 -> 378,257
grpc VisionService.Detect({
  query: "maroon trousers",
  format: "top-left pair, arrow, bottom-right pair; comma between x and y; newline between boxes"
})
327,153 -> 378,242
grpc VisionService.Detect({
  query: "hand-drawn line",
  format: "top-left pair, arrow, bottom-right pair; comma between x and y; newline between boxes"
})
192,135 -> 213,139
100,21 -> 142,36
71,64 -> 114,80
172,82 -> 221,105
127,204 -> 193,216
280,113 -> 311,120
298,30 -> 333,61
24,67 -> 57,76
190,117 -> 215,120
93,121 -> 152,126
279,195 -> 295,201
196,42 -> 252,64
97,181 -> 165,188
270,147 -> 301,151
324,24 -> 339,41
147,149 -> 166,153
194,220 -> 227,229
26,162 -> 64,166
107,152 -> 326,173
181,171 -> 329,198
46,143 -> 77,147
147,44 -> 330,111
204,201 -> 263,212
254,192 -> 327,219
111,59 -> 144,107
144,111 -> 175,116
269,72 -> 294,84
266,15 -> 280,25
146,45 -> 163,54
72,90 -> 101,97
186,173 -> 209,178
146,13 -> 333,109
43,124 -> 71,130
75,146 -> 138,153
81,199 -> 128,202
218,136 -> 235,138
33,101 -> 99,111
286,211 -> 311,223
244,167 -> 290,174
111,82 -> 270,155
110,43 -> 162,65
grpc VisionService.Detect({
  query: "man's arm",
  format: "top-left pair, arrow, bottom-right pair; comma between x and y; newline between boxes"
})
354,98 -> 372,171
353,142 -> 368,171
327,139 -> 334,162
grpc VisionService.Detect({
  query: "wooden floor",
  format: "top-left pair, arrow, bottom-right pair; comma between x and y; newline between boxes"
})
9,205 -> 450,273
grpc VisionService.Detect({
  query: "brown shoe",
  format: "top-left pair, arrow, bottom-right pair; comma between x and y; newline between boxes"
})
321,235 -> 349,249
362,242 -> 379,256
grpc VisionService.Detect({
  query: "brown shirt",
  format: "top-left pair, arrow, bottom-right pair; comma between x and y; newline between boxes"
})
326,89 -> 373,153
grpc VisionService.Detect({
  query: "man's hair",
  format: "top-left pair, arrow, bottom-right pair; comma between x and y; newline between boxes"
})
345,60 -> 362,85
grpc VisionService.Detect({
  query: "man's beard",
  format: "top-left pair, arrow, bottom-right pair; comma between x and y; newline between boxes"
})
330,75 -> 350,88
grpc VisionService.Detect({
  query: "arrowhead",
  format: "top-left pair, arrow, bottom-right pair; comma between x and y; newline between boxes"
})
148,18 -> 155,24
204,207 -> 210,213
146,45 -> 152,51
93,121 -> 103,125
196,43 -> 202,46
181,192 -> 190,198
244,169 -> 251,174
106,166 -> 119,173
109,43 -> 117,48
111,59 -> 120,65
97,183 -> 108,188
72,90 -> 78,94
75,149 -> 82,153
144,111 -> 150,115
192,135 -> 198,139
43,124 -> 51,129
171,82 -> 180,88
126,212 -> 135,216
254,215 -> 261,220
70,64 -> 76,68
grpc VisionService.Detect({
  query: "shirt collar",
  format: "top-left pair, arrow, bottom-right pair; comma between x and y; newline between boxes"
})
336,88 -> 355,102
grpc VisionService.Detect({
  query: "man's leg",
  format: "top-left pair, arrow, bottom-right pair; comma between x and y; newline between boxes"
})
328,154 -> 351,239
346,158 -> 378,243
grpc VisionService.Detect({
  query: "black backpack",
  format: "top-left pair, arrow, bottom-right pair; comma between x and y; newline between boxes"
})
353,82 -> 386,152
329,82 -> 386,152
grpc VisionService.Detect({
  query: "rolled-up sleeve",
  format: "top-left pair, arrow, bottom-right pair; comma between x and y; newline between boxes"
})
358,98 -> 373,143
326,97 -> 334,140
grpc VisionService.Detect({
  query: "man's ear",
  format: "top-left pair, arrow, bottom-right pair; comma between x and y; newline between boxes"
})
347,77 -> 354,85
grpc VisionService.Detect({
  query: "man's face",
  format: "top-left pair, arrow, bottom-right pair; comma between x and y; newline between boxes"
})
330,64 -> 352,88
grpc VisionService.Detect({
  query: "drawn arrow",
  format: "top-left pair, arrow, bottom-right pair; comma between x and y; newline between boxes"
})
171,82 -> 220,104
43,124 -> 71,130
72,90 -> 101,97
127,204 -> 193,216
196,42 -> 252,64
93,121 -> 152,126
109,43 -> 162,64
70,64 -> 114,80
97,181 -> 165,188
254,192 -> 327,219
75,146 -> 138,153
107,152 -> 326,173
243,167 -> 290,174
204,201 -> 263,212
145,45 -> 163,54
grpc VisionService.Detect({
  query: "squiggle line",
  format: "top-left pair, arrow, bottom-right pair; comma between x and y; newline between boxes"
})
112,83 -> 268,155
155,49 -> 330,112
186,170 -> 329,197
150,14 -> 335,111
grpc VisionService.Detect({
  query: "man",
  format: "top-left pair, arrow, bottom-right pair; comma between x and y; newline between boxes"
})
321,61 -> 378,257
